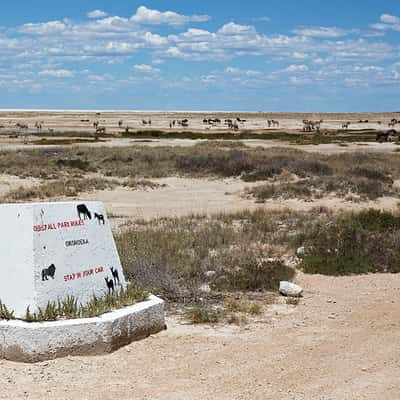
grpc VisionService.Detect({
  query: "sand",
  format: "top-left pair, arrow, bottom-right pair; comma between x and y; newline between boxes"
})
1,272 -> 399,399
71,177 -> 399,230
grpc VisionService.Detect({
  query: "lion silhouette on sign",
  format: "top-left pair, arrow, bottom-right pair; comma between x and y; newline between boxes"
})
42,264 -> 56,281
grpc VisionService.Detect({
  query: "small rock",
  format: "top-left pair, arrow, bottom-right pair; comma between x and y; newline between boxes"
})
279,281 -> 303,298
205,270 -> 216,278
199,283 -> 211,293
296,246 -> 305,257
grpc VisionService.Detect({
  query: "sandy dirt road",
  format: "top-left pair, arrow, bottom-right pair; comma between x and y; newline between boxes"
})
1,272 -> 399,400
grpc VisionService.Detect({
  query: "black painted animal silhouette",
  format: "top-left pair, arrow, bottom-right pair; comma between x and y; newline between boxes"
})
105,277 -> 114,294
77,204 -> 91,220
94,212 -> 105,224
110,267 -> 120,286
42,264 -> 56,281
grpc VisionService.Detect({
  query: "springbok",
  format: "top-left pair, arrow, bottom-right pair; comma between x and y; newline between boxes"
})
268,120 -> 280,128
342,122 -> 350,129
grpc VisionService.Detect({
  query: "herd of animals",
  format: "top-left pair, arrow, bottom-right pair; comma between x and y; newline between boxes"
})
1,115 -> 399,142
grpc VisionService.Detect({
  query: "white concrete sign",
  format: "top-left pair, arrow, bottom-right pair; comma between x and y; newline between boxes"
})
0,201 -> 126,318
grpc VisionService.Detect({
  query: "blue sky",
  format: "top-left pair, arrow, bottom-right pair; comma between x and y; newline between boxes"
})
1,1 -> 399,111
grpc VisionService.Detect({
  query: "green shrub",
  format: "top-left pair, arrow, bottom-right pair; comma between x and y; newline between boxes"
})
213,254 -> 295,291
184,306 -> 222,324
20,284 -> 148,322
350,209 -> 400,231
299,210 -> 400,275
0,300 -> 14,320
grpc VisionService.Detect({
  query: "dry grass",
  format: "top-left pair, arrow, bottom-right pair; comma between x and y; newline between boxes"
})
122,178 -> 164,190
2,177 -> 118,202
0,144 -> 399,202
115,209 -> 309,302
1,145 -> 400,202
31,138 -> 104,145
184,306 -> 223,324
23,283 -> 148,322
296,209 -> 400,275
116,207 -> 400,309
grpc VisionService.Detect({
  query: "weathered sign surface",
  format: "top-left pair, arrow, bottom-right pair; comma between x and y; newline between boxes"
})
0,201 -> 126,318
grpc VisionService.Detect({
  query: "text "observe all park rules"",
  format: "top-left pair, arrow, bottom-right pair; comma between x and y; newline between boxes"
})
33,220 -> 85,232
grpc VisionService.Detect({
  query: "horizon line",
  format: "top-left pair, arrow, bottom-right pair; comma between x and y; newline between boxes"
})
0,109 -> 398,114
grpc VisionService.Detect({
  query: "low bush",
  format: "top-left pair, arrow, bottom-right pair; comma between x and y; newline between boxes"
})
212,252 -> 295,291
224,299 -> 262,315
116,211 -> 298,302
2,178 -> 118,202
0,145 -> 399,203
184,306 -> 222,324
299,209 -> 400,275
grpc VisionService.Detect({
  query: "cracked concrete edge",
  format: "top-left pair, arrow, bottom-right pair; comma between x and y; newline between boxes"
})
0,294 -> 165,363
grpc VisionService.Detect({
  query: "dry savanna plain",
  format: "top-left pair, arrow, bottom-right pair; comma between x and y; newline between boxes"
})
1,111 -> 400,399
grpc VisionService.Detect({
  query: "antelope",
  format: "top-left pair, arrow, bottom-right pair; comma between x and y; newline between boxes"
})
15,123 -> 28,129
303,120 -> 321,132
268,120 -> 280,128
342,122 -> 350,129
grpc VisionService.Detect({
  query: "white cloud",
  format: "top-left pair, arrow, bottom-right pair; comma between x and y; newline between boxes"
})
201,74 -> 217,84
131,6 -> 210,26
0,6 -> 397,93
225,66 -> 261,76
285,64 -> 309,72
152,59 -> 164,65
218,22 -> 256,35
88,73 -> 113,81
143,32 -> 168,47
133,64 -> 160,73
380,14 -> 400,24
87,10 -> 108,19
38,69 -> 75,78
293,26 -> 353,38
20,20 -> 66,35
371,14 -> 400,32
292,52 -> 308,59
